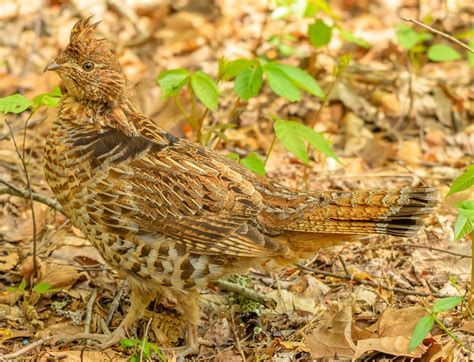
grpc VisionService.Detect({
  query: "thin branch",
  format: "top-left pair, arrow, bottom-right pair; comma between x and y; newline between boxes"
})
0,182 -> 64,214
401,17 -> 474,53
296,263 -> 450,298
84,289 -> 98,335
5,118 -> 38,279
140,317 -> 153,362
213,280 -> 271,304
105,287 -> 125,327
0,336 -> 52,360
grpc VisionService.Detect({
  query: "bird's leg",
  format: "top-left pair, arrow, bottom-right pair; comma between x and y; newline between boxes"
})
57,287 -> 153,348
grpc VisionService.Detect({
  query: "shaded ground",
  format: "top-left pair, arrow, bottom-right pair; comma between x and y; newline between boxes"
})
0,0 -> 473,360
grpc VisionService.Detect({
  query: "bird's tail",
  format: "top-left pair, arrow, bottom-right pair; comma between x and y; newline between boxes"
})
276,187 -> 438,237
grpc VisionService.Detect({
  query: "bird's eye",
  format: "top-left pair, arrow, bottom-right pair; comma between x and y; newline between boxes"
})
82,61 -> 94,71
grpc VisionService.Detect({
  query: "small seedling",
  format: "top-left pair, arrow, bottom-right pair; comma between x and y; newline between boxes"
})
120,337 -> 166,362
409,296 -> 464,352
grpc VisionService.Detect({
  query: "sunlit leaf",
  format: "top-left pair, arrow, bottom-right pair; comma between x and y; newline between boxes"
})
427,44 -> 461,62
409,315 -> 434,352
308,19 -> 332,48
454,200 -> 474,240
120,338 -> 141,348
157,69 -> 190,98
190,71 -> 219,111
432,297 -> 463,313
448,165 -> 474,196
18,278 -> 27,293
0,94 -> 32,114
468,39 -> 474,67
263,63 -> 301,102
272,63 -> 324,98
240,152 -> 266,176
221,59 -> 254,80
396,24 -> 421,50
234,64 -> 263,100
33,86 -> 62,108
274,118 -> 339,164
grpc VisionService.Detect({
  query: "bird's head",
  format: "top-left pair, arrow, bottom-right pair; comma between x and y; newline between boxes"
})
44,17 -> 127,106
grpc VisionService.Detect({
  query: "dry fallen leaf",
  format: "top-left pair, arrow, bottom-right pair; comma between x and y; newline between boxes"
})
303,304 -> 355,359
0,252 -> 19,272
353,336 -> 426,360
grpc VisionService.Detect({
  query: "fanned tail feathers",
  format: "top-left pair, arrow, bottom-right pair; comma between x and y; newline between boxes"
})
279,187 -> 438,237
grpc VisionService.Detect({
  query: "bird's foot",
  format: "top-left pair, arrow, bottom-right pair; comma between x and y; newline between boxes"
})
57,327 -> 126,349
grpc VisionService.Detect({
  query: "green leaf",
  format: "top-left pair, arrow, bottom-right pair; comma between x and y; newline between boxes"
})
308,19 -> 333,48
340,29 -> 370,48
447,165 -> 474,195
227,152 -> 240,161
32,86 -> 62,108
142,341 -> 151,358
190,71 -> 219,111
157,69 -> 190,98
120,338 -> 141,348
396,24 -> 421,50
409,315 -> 434,352
0,94 -> 32,114
234,64 -> 263,100
304,127 -> 340,162
272,63 -> 324,98
33,282 -> 51,294
468,39 -> 474,67
432,297 -> 463,313
221,59 -> 254,81
263,63 -> 301,102
454,200 -> 474,240
274,118 -> 339,164
240,152 -> 266,176
7,286 -> 17,293
18,278 -> 27,293
427,44 -> 461,62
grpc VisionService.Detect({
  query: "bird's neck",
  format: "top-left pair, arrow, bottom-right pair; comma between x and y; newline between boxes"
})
57,94 -> 149,136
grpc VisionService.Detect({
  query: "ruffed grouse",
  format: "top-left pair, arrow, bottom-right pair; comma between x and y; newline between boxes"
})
43,17 -> 437,355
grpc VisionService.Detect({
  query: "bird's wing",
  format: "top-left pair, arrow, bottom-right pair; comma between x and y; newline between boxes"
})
86,120 -> 282,257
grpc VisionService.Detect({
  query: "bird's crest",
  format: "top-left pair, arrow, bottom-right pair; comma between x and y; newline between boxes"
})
70,16 -> 101,45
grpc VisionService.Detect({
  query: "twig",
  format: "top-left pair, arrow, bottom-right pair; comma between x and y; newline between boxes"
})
0,336 -> 52,360
213,280 -> 271,304
364,243 -> 471,259
337,255 -> 350,275
0,182 -> 64,214
401,17 -> 474,53
84,289 -> 98,334
296,263 -> 450,298
5,119 -> 38,279
105,287 -> 124,327
140,317 -> 153,362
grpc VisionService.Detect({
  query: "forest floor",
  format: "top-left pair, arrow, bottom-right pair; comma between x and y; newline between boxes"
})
0,0 -> 473,361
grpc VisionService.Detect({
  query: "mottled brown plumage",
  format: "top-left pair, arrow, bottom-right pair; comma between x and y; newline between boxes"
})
44,17 -> 438,355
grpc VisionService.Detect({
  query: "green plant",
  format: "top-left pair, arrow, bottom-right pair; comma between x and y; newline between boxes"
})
7,279 -> 60,305
0,87 -> 62,114
409,297 -> 463,352
271,0 -> 369,51
410,165 -> 474,352
447,165 -> 474,308
227,274 -> 263,318
157,57 -> 337,177
120,337 -> 166,362
395,22 -> 467,71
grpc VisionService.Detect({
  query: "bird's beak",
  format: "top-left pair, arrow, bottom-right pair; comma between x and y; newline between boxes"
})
43,60 -> 61,72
